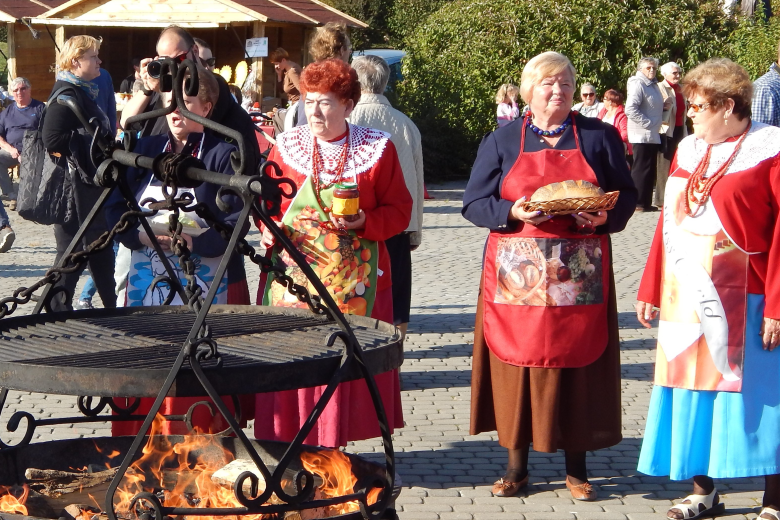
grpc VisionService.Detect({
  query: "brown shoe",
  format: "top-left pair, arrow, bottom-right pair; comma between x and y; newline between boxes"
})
8,200 -> 16,211
491,473 -> 529,497
566,476 -> 596,501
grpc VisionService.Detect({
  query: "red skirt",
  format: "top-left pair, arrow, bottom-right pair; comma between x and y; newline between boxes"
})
253,287 -> 404,448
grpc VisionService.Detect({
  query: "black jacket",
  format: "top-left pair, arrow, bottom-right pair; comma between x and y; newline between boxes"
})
128,73 -> 261,174
462,114 -> 637,235
105,131 -> 248,258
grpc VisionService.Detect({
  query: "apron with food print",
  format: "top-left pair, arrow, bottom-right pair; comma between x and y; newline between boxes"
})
262,176 -> 379,317
654,167 -> 749,392
482,116 -> 610,368
125,136 -> 228,307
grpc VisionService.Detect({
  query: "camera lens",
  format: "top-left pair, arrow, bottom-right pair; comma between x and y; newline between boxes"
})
147,60 -> 162,79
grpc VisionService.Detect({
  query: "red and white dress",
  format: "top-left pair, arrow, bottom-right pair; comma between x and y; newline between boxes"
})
254,123 -> 412,447
637,121 -> 780,479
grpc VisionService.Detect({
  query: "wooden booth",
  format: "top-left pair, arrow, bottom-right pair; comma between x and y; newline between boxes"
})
0,0 -> 365,104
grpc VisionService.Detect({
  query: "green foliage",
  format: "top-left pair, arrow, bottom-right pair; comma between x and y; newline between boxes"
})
398,0 -> 736,178
322,0 -> 395,48
387,0 -> 452,47
727,2 -> 780,79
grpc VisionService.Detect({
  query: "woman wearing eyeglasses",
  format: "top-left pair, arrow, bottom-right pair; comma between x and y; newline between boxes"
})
462,51 -> 636,500
571,83 -> 604,118
636,58 -> 780,520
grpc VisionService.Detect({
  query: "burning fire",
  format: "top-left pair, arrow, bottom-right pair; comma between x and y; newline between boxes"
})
112,414 -> 377,519
0,485 -> 29,515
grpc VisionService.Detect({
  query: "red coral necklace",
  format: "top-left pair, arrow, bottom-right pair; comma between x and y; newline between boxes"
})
684,123 -> 751,217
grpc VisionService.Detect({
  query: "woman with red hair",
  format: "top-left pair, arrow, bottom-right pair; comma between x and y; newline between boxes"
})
255,58 -> 412,447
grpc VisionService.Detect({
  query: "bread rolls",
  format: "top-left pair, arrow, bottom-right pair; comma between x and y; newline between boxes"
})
530,180 -> 604,202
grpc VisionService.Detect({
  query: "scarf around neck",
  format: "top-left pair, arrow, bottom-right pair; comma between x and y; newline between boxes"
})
56,70 -> 100,100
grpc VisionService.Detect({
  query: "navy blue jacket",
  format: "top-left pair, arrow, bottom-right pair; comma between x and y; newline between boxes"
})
106,131 -> 247,257
462,114 -> 637,235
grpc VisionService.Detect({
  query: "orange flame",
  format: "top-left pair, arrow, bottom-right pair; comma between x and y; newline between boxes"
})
109,415 -> 374,519
301,450 -> 380,516
0,485 -> 29,515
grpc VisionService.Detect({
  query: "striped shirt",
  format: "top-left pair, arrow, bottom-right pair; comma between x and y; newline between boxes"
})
752,63 -> 780,127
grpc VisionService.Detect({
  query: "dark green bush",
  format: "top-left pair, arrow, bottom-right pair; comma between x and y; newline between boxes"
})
398,0 -> 735,179
727,6 -> 780,79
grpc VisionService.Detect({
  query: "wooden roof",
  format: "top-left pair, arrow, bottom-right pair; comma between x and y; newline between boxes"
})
0,0 -> 365,27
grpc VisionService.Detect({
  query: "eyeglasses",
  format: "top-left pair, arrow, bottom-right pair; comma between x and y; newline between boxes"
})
205,57 -> 216,67
688,101 -> 710,113
582,93 -> 595,98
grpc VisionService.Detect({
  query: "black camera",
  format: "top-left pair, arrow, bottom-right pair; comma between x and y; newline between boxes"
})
147,59 -> 164,79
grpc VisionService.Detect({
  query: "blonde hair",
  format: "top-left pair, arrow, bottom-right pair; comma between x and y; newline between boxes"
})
309,22 -> 351,62
495,83 -> 519,104
57,35 -> 101,72
519,51 -> 576,104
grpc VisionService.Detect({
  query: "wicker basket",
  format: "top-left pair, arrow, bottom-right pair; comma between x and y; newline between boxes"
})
521,191 -> 620,216
495,237 -> 546,304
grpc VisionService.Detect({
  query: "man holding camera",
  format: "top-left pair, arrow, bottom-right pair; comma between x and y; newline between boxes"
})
120,25 -> 260,169
119,25 -> 257,307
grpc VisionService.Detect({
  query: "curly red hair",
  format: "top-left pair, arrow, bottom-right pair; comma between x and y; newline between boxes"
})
300,58 -> 361,106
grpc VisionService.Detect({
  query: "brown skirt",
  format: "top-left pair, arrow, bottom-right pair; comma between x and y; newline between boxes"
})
470,267 -> 622,453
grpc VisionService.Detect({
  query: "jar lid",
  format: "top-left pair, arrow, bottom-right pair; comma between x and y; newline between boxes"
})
334,182 -> 358,190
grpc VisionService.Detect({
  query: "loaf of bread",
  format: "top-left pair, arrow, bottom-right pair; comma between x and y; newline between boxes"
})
530,180 -> 605,202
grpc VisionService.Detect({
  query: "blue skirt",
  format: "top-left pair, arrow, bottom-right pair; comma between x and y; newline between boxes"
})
638,294 -> 780,480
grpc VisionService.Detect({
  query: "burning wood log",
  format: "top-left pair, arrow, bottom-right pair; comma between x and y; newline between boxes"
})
24,468 -> 118,498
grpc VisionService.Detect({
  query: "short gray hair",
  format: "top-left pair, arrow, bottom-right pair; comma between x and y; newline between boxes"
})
352,55 -> 390,95
9,77 -> 30,91
580,82 -> 596,92
660,61 -> 680,77
637,57 -> 659,70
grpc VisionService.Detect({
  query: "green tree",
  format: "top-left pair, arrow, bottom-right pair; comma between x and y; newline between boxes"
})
398,0 -> 735,178
727,5 -> 780,79
321,0 -> 395,48
387,0 -> 453,47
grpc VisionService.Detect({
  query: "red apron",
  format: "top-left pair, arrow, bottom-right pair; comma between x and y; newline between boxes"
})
483,116 -> 610,368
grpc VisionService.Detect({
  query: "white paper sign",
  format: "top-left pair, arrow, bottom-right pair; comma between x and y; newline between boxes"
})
246,37 -> 268,58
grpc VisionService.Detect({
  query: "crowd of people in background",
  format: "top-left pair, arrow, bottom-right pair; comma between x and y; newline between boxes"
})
7,16 -> 780,519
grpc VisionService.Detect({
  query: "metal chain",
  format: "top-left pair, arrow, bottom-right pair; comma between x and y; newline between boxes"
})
189,200 -> 331,317
0,207 -> 145,319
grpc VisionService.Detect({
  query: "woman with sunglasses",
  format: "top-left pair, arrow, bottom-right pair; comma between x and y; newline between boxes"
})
571,82 -> 604,118
636,58 -> 780,520
462,51 -> 636,500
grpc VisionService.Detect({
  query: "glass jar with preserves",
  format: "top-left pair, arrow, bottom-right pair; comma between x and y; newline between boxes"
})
332,182 -> 360,222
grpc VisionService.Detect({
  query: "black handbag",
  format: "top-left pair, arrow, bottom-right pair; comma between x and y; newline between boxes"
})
17,86 -> 75,226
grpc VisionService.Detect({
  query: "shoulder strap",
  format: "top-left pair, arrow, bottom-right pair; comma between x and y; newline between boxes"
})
38,86 -> 77,132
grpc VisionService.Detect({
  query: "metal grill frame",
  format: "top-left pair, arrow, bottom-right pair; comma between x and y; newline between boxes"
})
0,58 -> 397,520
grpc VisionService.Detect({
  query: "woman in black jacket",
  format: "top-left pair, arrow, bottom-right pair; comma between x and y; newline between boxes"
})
42,35 -> 116,311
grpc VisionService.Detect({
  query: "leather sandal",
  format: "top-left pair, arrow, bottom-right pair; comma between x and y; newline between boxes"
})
491,473 -> 529,497
666,488 -> 725,519
759,507 -> 780,520
565,476 -> 597,501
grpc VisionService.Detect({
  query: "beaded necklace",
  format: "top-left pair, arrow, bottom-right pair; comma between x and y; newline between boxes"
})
312,126 -> 350,217
684,122 -> 751,217
526,115 -> 572,137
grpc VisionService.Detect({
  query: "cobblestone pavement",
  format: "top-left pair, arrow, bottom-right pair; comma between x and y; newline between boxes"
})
0,182 -> 766,519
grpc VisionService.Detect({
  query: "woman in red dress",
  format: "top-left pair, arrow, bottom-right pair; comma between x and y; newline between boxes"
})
254,59 -> 412,447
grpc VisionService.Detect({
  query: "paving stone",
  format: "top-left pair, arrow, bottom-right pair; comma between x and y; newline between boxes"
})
0,181 -> 766,520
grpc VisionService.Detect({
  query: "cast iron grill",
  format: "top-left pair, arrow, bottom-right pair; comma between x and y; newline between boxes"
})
0,306 -> 401,397
0,56 -> 399,520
